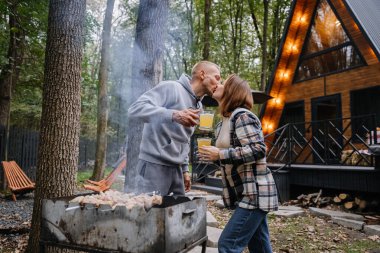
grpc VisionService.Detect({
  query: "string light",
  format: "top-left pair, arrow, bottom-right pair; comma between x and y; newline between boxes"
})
297,14 -> 306,24
266,10 -> 308,133
291,44 -> 298,52
287,41 -> 298,53
281,71 -> 289,80
263,121 -> 274,131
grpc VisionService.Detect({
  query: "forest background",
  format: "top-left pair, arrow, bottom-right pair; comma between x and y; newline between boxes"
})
0,0 -> 290,143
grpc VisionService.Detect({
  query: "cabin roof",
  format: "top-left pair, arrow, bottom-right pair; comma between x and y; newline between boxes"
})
345,0 -> 380,58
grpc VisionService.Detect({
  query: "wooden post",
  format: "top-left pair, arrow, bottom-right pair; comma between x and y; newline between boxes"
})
369,145 -> 380,169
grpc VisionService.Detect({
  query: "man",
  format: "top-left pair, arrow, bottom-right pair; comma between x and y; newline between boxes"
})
127,61 -> 221,195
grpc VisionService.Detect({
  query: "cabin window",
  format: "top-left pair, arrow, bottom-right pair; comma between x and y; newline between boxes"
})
351,86 -> 380,142
295,0 -> 364,82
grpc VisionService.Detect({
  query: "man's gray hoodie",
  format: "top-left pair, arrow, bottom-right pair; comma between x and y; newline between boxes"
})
128,74 -> 202,172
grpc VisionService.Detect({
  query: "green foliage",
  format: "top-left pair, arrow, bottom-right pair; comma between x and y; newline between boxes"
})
1,0 -> 49,130
2,0 -> 291,138
11,85 -> 43,129
77,167 -> 113,184
80,6 -> 104,138
161,0 -> 291,92
81,51 -> 99,138
0,3 -> 10,67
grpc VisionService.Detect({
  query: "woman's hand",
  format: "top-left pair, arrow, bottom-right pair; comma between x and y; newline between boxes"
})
198,146 -> 220,161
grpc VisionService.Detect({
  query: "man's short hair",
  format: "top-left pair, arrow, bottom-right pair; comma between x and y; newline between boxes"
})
191,61 -> 220,76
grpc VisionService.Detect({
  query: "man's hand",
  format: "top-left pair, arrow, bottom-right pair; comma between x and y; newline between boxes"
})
173,109 -> 200,127
183,171 -> 191,192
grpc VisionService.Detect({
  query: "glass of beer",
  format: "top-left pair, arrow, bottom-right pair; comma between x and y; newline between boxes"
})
197,137 -> 212,163
197,137 -> 212,148
199,110 -> 214,131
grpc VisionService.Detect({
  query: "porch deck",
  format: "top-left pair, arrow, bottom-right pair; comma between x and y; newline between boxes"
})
191,115 -> 380,201
269,163 -> 380,202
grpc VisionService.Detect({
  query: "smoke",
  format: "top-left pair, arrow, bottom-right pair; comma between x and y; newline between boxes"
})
124,173 -> 145,194
107,0 -> 193,133
88,1 -> 193,194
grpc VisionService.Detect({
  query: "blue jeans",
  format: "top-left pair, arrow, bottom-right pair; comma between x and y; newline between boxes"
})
218,207 -> 273,253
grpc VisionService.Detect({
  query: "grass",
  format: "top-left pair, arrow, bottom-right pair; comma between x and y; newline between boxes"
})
76,167 -> 113,184
77,167 -> 125,191
341,240 -> 380,253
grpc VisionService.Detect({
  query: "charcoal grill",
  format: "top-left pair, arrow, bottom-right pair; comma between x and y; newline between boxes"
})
40,195 -> 207,253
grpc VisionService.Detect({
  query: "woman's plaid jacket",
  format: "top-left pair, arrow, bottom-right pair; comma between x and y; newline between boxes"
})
215,108 -> 279,212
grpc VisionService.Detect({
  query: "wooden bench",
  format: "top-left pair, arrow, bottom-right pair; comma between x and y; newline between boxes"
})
1,161 -> 35,201
84,156 -> 127,192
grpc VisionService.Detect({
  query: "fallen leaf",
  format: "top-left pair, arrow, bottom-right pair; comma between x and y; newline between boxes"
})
368,235 -> 379,242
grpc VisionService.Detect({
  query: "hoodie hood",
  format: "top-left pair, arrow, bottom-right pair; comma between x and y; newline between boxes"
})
177,73 -> 202,108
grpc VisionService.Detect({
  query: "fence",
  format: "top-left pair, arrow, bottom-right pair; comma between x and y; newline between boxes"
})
0,125 -> 39,181
0,125 -> 124,184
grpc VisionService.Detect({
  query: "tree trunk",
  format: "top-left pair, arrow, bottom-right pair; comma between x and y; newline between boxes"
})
92,0 -> 115,181
247,0 -> 272,91
247,0 -> 263,46
202,0 -> 211,60
235,1 -> 243,73
185,0 -> 193,73
26,1 -> 86,252
270,0 -> 280,72
124,0 -> 169,192
260,0 -> 269,91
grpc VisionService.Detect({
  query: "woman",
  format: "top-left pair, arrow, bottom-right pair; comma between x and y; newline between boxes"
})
199,74 -> 278,253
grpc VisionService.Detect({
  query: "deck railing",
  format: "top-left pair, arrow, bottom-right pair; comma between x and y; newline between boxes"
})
190,114 -> 378,183
265,114 -> 378,167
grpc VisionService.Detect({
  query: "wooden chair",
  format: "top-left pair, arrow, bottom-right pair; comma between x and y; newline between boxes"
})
84,156 -> 127,192
1,161 -> 35,201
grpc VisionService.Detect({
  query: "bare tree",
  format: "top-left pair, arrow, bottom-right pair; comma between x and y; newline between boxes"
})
202,0 -> 211,60
185,0 -> 194,72
92,0 -> 115,181
124,0 -> 169,191
261,0 -> 269,91
26,0 -> 86,252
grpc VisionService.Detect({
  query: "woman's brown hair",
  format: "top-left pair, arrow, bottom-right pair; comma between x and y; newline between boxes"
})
219,74 -> 253,117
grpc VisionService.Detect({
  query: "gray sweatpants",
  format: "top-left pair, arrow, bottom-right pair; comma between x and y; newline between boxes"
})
132,159 -> 185,196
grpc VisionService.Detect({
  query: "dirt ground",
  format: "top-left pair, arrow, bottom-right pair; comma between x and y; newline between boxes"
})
207,202 -> 380,253
0,192 -> 379,253
0,194 -> 32,253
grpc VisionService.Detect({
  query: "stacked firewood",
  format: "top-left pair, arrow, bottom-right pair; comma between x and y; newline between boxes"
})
287,190 -> 332,208
286,190 -> 380,212
333,193 -> 379,212
341,150 -> 371,166
364,215 -> 380,225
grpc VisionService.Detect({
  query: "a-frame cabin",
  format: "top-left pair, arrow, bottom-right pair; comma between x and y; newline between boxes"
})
262,0 -> 379,135
260,0 -> 380,199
